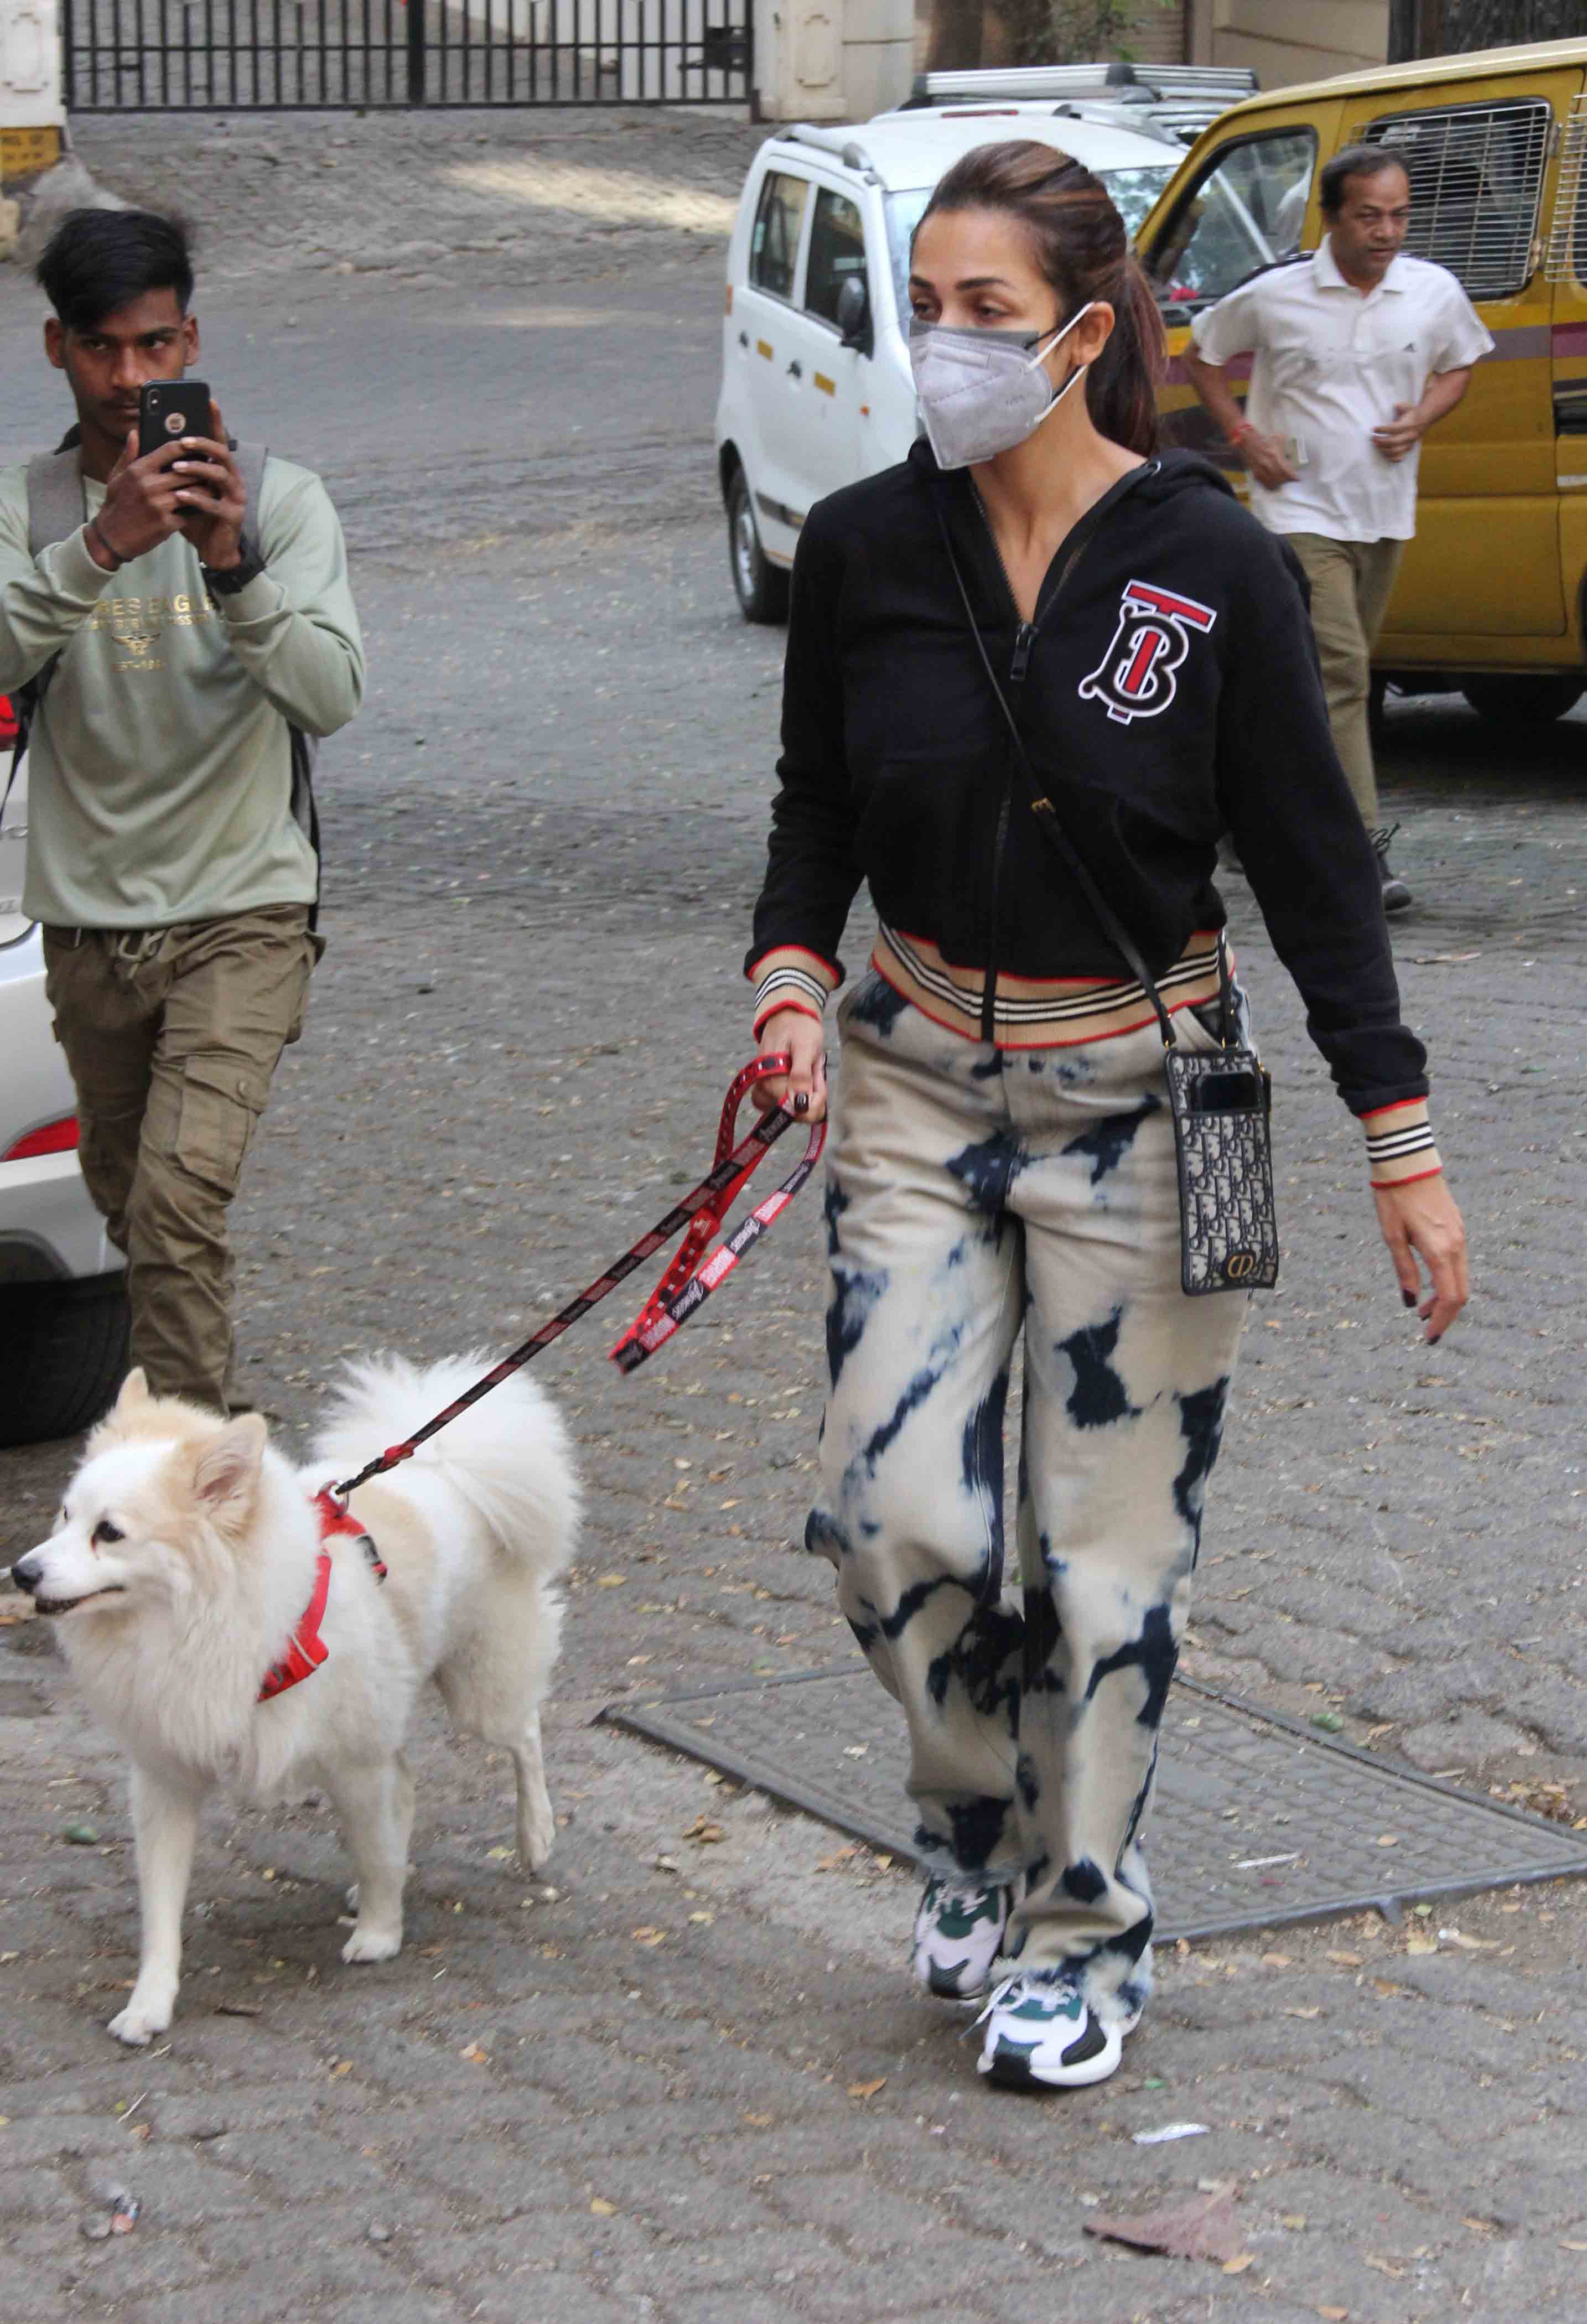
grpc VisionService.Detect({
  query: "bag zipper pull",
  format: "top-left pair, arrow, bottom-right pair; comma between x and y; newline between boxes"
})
1010,622 -> 1036,684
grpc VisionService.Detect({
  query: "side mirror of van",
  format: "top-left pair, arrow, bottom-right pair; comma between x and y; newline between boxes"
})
837,274 -> 872,355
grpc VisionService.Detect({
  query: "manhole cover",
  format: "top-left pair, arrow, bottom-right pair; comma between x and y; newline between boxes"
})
605,1667 -> 1587,1939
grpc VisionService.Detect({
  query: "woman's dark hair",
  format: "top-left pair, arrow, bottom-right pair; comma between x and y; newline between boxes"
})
1319,143 -> 1409,219
915,140 -> 1165,458
35,209 -> 195,333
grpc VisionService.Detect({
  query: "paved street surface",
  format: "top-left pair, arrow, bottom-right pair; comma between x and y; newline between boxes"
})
3,107 -> 1586,2324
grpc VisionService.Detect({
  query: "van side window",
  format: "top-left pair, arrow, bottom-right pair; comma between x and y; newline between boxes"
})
750,172 -> 811,304
1144,129 -> 1318,315
805,190 -> 867,329
1363,99 -> 1552,301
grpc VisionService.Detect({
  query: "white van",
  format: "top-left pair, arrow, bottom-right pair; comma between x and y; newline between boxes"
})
714,69 -> 1253,619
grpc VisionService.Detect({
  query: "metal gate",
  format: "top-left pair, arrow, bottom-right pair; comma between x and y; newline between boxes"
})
60,0 -> 751,108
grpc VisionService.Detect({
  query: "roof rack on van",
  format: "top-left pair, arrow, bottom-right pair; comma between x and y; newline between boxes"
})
778,122 -> 883,181
901,63 -> 1258,110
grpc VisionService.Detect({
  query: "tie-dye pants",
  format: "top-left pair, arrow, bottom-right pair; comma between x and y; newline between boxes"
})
810,970 -> 1250,2027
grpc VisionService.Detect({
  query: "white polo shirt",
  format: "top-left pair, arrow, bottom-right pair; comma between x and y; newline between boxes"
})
1190,237 -> 1493,543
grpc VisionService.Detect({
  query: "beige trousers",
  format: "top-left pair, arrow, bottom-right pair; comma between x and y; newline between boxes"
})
1285,533 -> 1404,830
43,906 -> 317,1414
810,974 -> 1249,2024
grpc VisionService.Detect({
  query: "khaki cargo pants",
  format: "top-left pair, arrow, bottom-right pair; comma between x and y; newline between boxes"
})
1285,533 -> 1404,831
43,906 -> 317,1415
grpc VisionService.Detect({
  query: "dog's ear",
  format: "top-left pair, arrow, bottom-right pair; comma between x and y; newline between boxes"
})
115,1368 -> 152,1413
192,1414 -> 268,1517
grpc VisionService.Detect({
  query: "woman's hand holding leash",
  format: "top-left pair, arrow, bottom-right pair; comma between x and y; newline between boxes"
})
1375,1175 -> 1469,1343
754,1008 -> 828,1122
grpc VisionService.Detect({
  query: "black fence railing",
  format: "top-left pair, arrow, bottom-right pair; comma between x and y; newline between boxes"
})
60,0 -> 751,107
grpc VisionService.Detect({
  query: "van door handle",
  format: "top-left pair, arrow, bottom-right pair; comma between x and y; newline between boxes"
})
738,331 -> 749,348
787,360 -> 803,378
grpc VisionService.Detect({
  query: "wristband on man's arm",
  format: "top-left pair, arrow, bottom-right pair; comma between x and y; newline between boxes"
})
88,516 -> 127,571
1227,421 -> 1258,447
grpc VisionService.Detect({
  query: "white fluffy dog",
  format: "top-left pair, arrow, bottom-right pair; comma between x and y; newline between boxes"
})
10,1356 -> 579,2047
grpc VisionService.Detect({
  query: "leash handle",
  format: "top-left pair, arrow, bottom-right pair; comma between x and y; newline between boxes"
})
609,1056 -> 826,1374
331,1056 -> 817,1498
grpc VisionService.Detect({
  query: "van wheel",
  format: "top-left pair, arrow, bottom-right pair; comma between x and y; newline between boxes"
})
0,1274 -> 129,1448
728,470 -> 789,625
1460,675 -> 1584,726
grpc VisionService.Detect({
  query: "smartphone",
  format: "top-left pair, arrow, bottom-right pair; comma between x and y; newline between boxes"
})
138,379 -> 212,462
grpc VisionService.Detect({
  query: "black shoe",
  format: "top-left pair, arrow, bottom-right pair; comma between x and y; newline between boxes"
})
1371,823 -> 1412,914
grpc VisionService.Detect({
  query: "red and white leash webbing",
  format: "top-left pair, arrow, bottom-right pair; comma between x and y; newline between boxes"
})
330,1056 -> 822,1502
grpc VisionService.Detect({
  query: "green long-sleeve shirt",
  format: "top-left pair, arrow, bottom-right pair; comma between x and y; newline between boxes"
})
0,452 -> 364,928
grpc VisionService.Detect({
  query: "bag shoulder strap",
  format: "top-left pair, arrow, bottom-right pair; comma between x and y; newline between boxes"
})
931,495 -> 1180,1049
26,442 -> 86,560
226,441 -> 321,932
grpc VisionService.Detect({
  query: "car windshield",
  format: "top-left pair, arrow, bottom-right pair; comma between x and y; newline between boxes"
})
884,163 -> 1174,323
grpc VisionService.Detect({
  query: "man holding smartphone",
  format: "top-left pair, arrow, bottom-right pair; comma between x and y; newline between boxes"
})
0,208 -> 364,1414
1182,147 -> 1491,914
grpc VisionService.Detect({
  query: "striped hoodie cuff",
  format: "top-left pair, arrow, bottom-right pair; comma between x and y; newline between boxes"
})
1362,1099 -> 1443,1189
750,946 -> 841,1040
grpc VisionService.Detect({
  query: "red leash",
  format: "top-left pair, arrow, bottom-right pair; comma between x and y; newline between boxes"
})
331,1056 -> 824,1501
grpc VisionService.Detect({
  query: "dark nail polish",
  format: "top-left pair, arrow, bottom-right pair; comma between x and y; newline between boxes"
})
1401,1289 -> 1417,1309
1427,1332 -> 1442,1345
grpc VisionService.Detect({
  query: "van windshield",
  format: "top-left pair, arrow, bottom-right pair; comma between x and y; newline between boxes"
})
885,163 -> 1175,324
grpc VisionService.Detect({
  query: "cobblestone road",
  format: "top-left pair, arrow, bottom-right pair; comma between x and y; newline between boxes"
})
3,107 -> 1586,2324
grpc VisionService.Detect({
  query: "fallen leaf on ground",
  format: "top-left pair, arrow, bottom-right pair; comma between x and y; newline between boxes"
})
1316,2309 -> 1350,2321
458,2041 -> 489,2063
744,2112 -> 773,2128
1365,2254 -> 1404,2278
684,1817 -> 724,1845
630,1927 -> 667,1947
1132,2121 -> 1210,2144
485,1846 -> 512,1860
1407,1935 -> 1438,1955
1325,1950 -> 1363,1968
1262,1952 -> 1293,1968
847,2077 -> 886,2100
1439,1929 -> 1502,1952
1283,2006 -> 1321,2020
1282,2212 -> 1308,2229
1558,2239 -> 1587,2253
1085,2186 -> 1242,2263
590,2197 -> 617,2217
1223,2253 -> 1256,2275
595,1574 -> 627,1588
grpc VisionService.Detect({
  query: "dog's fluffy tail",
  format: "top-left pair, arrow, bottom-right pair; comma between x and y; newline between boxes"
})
308,1354 -> 580,1579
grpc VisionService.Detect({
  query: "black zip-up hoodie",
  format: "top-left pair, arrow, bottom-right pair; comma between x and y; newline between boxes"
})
747,442 -> 1431,1123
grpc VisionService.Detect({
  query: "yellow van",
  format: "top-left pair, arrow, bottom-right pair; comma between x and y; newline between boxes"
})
1136,37 -> 1587,727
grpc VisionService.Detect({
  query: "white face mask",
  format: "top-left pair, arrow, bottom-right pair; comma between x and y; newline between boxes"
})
909,302 -> 1097,471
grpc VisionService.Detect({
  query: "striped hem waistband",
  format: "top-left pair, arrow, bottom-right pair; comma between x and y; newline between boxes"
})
870,924 -> 1227,1051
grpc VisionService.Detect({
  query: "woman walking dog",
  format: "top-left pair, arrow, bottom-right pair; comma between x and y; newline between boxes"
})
745,143 -> 1467,2093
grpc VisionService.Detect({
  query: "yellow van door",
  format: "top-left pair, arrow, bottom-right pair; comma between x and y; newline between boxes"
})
1140,102 -> 1345,468
1339,69 -> 1582,644
1545,92 -> 1587,650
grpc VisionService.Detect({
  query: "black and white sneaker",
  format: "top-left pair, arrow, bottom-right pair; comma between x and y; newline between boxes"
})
973,1970 -> 1127,2089
911,1874 -> 1011,2000
1371,823 -> 1413,914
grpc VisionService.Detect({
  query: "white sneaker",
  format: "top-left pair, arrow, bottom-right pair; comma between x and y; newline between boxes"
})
974,1970 -> 1123,2089
911,1873 -> 1012,2000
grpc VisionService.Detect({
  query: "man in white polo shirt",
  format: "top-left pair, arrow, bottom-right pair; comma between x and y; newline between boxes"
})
1183,144 -> 1492,913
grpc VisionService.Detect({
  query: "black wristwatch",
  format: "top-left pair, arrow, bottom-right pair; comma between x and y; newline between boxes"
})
203,538 -> 266,595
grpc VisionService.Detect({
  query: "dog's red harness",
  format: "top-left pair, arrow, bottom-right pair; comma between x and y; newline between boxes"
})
257,1489 -> 388,1704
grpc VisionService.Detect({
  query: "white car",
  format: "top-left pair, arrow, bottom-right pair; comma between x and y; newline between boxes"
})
0,729 -> 128,1447
713,69 -> 1252,620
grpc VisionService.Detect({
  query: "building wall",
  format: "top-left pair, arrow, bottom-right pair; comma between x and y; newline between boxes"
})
1187,0 -> 1389,86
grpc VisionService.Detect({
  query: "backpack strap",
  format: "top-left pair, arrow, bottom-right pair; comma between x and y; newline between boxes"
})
6,432 -> 85,821
231,440 -> 322,935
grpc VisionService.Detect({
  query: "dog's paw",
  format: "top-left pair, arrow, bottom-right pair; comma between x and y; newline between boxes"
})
341,1924 -> 402,1965
107,1996 -> 173,2047
517,1806 -> 556,1874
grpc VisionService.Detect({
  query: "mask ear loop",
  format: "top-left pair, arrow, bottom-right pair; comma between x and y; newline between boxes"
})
1026,299 -> 1098,423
